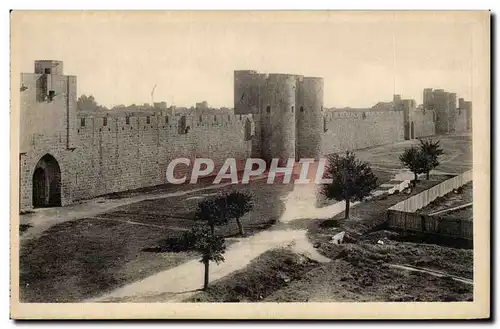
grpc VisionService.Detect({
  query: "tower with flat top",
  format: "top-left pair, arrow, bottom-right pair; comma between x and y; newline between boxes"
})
234,70 -> 324,162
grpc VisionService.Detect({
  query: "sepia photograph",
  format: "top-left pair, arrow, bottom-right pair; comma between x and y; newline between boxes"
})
9,10 -> 490,319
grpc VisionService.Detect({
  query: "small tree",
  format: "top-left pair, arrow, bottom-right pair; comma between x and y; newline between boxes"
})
225,191 -> 254,236
418,138 -> 444,179
194,197 -> 227,236
399,146 -> 426,184
321,151 -> 378,219
184,226 -> 226,290
77,94 -> 108,112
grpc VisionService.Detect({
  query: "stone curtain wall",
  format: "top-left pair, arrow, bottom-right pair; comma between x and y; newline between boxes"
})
321,110 -> 404,155
411,109 -> 436,138
72,113 -> 256,201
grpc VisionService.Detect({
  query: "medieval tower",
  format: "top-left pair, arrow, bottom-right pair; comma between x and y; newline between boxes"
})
234,70 -> 324,162
19,60 -> 78,209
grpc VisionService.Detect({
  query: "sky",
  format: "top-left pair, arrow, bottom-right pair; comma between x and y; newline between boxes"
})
12,11 -> 476,108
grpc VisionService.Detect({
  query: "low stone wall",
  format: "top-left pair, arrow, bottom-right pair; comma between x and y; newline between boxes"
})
389,170 -> 472,212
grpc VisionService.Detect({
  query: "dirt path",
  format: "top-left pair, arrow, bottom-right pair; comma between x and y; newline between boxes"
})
20,180 -> 257,240
89,172 -> 412,303
89,229 -> 329,303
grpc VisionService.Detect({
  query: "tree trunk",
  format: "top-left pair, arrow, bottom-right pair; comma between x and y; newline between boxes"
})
236,218 -> 245,236
210,224 -> 215,237
426,171 -> 430,180
203,259 -> 209,290
413,172 -> 418,186
345,199 -> 350,219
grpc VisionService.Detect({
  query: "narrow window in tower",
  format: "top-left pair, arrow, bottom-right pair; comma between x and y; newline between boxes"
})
178,116 -> 188,134
80,117 -> 86,127
165,116 -> 169,124
300,106 -> 304,112
103,117 -> 108,126
48,90 -> 55,102
291,106 -> 294,113
147,116 -> 151,124
266,105 -> 271,113
126,116 -> 130,125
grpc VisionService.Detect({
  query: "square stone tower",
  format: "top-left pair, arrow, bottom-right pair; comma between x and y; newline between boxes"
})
19,60 -> 78,211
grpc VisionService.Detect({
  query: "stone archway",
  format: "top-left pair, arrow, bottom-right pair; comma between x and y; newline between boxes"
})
32,154 -> 61,208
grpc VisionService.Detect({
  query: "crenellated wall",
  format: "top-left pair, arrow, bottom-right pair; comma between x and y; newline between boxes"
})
73,113 -> 257,201
321,110 -> 404,155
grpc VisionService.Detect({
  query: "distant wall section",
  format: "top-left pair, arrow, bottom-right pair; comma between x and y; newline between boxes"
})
454,108 -> 468,133
321,110 -> 404,155
410,108 -> 436,138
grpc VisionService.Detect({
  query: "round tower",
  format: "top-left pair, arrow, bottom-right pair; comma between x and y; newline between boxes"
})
296,77 -> 324,160
261,74 -> 297,163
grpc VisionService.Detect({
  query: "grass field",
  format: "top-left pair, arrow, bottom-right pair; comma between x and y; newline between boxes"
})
19,180 -> 291,302
417,182 -> 473,216
188,246 -> 472,303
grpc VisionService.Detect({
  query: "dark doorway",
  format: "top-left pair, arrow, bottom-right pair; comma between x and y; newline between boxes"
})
404,122 -> 410,140
410,121 -> 415,139
32,154 -> 61,208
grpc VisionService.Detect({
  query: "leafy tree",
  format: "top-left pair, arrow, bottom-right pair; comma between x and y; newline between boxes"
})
418,138 -> 444,179
77,94 -> 108,112
183,226 -> 226,290
195,192 -> 254,236
194,197 -> 227,236
321,151 -> 378,219
225,191 -> 254,236
399,146 -> 426,184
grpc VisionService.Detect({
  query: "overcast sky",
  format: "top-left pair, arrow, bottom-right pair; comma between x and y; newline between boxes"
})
12,11 -> 476,108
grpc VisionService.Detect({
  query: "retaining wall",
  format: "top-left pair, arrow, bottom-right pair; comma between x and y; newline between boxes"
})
389,170 -> 472,212
386,210 -> 473,240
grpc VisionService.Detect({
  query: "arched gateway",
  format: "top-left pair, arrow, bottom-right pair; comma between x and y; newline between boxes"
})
32,154 -> 61,208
